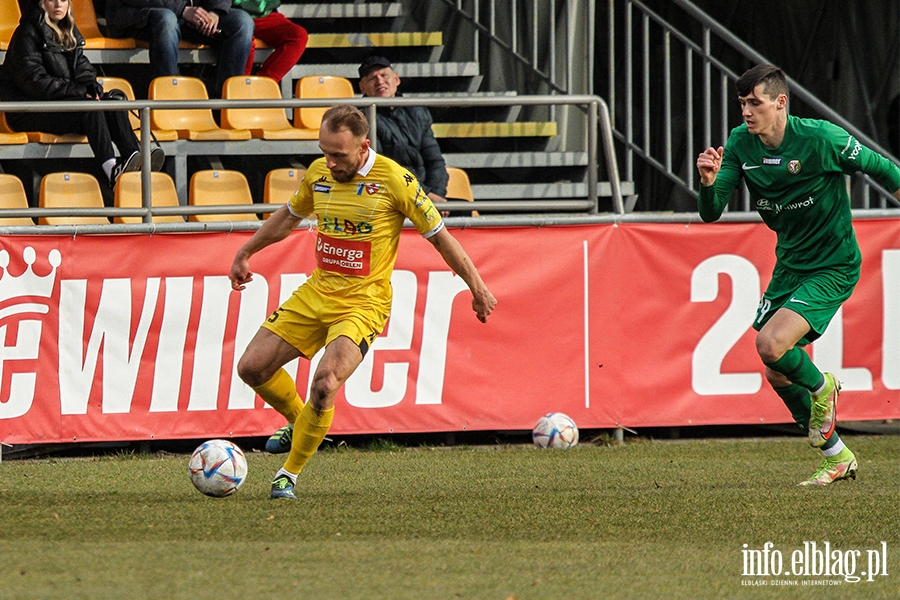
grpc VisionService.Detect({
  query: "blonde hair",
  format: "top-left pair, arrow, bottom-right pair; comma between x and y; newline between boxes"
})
42,0 -> 77,51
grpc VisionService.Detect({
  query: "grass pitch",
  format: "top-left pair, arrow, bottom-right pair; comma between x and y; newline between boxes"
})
0,434 -> 897,599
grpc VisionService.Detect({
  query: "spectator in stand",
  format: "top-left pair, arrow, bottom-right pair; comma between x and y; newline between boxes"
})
232,0 -> 308,83
0,0 -> 164,188
105,0 -> 254,97
357,56 -> 449,213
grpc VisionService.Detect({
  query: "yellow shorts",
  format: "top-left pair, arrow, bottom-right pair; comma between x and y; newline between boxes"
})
261,283 -> 388,359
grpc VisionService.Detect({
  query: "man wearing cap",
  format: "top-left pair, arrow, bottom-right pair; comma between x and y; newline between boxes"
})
358,56 -> 449,210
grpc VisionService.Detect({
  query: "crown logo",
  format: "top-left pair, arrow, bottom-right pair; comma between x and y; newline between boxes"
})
0,247 -> 61,305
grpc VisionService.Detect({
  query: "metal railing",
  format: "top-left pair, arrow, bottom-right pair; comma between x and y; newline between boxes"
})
608,0 -> 900,209
0,93 -> 622,233
435,0 -> 591,96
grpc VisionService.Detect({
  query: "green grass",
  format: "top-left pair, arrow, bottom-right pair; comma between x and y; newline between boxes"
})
0,435 -> 897,599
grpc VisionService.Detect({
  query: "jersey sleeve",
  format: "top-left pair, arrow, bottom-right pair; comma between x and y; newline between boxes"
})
287,171 -> 315,218
826,122 -> 900,194
392,170 -> 444,238
698,138 -> 742,222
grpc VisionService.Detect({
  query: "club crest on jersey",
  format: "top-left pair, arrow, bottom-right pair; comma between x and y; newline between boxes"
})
787,160 -> 802,175
356,182 -> 381,195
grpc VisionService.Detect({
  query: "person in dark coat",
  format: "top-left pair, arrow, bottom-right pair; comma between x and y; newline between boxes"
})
0,0 -> 163,188
105,0 -> 253,97
357,56 -> 449,212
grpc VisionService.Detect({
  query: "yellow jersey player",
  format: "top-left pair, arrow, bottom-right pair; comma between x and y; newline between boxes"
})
229,105 -> 497,499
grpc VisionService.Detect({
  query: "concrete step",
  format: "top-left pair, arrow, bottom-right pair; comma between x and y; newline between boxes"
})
432,122 -> 557,139
278,3 -> 403,20
470,181 -> 634,200
258,32 -> 442,50
443,152 -> 587,169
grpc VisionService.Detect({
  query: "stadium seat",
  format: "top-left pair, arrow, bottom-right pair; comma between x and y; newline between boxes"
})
294,76 -> 354,129
96,76 -> 179,142
0,0 -> 20,50
445,167 -> 479,217
188,170 -> 257,222
113,172 -> 185,224
221,76 -> 318,139
262,167 -> 306,218
38,172 -> 109,225
0,174 -> 35,226
0,112 -> 28,144
149,77 -> 251,141
0,108 -> 87,144
71,0 -> 136,49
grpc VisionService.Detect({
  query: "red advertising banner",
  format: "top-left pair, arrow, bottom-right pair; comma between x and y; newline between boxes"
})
0,219 -> 897,444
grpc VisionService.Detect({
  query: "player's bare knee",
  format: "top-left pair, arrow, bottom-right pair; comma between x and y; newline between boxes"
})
236,354 -> 267,388
755,333 -> 783,364
309,370 -> 340,404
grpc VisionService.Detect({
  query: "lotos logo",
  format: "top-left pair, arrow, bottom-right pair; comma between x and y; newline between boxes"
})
0,247 -> 61,419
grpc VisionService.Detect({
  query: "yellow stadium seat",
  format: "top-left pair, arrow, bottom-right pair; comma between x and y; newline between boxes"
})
71,0 -> 136,49
221,76 -> 318,139
262,167 -> 306,218
0,108 -> 87,144
0,174 -> 35,225
445,167 -> 479,217
189,170 -> 257,222
96,76 -> 179,142
0,0 -> 20,50
294,75 -> 354,129
114,172 -> 185,224
0,112 -> 28,144
149,76 -> 251,141
38,172 -> 109,225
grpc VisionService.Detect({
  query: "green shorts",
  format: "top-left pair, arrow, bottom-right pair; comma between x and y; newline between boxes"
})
261,283 -> 388,359
752,263 -> 860,344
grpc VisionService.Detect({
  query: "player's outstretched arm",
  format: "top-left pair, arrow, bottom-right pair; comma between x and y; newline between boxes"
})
229,205 -> 304,291
427,227 -> 497,323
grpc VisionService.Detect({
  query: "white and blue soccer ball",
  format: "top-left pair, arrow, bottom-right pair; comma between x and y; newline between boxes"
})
532,412 -> 579,449
188,439 -> 248,497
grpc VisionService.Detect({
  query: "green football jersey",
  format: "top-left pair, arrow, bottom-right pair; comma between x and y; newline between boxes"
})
699,115 -> 900,274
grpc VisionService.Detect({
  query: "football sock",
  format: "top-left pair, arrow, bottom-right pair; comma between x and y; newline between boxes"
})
284,402 -> 334,475
274,468 -> 297,485
764,346 -> 826,392
252,368 -> 304,423
821,434 -> 844,456
772,383 -> 811,430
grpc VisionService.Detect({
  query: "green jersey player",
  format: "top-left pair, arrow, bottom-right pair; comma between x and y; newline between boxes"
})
696,64 -> 900,486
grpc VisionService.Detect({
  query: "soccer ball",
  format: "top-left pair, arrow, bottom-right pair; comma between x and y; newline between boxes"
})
532,412 -> 579,448
188,439 -> 248,497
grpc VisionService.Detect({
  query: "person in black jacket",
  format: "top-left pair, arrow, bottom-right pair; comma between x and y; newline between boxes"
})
0,0 -> 163,188
105,0 -> 253,98
357,56 -> 449,213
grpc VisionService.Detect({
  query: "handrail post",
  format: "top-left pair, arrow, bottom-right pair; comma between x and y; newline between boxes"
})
366,104 -> 377,149
588,101 -> 598,213
596,97 -> 624,214
140,107 -> 152,223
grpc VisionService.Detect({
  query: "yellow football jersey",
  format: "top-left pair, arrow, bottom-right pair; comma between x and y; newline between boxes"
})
287,150 -> 444,311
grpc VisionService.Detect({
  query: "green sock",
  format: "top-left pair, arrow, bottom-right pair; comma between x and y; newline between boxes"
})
772,384 -> 811,431
765,346 -> 825,392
